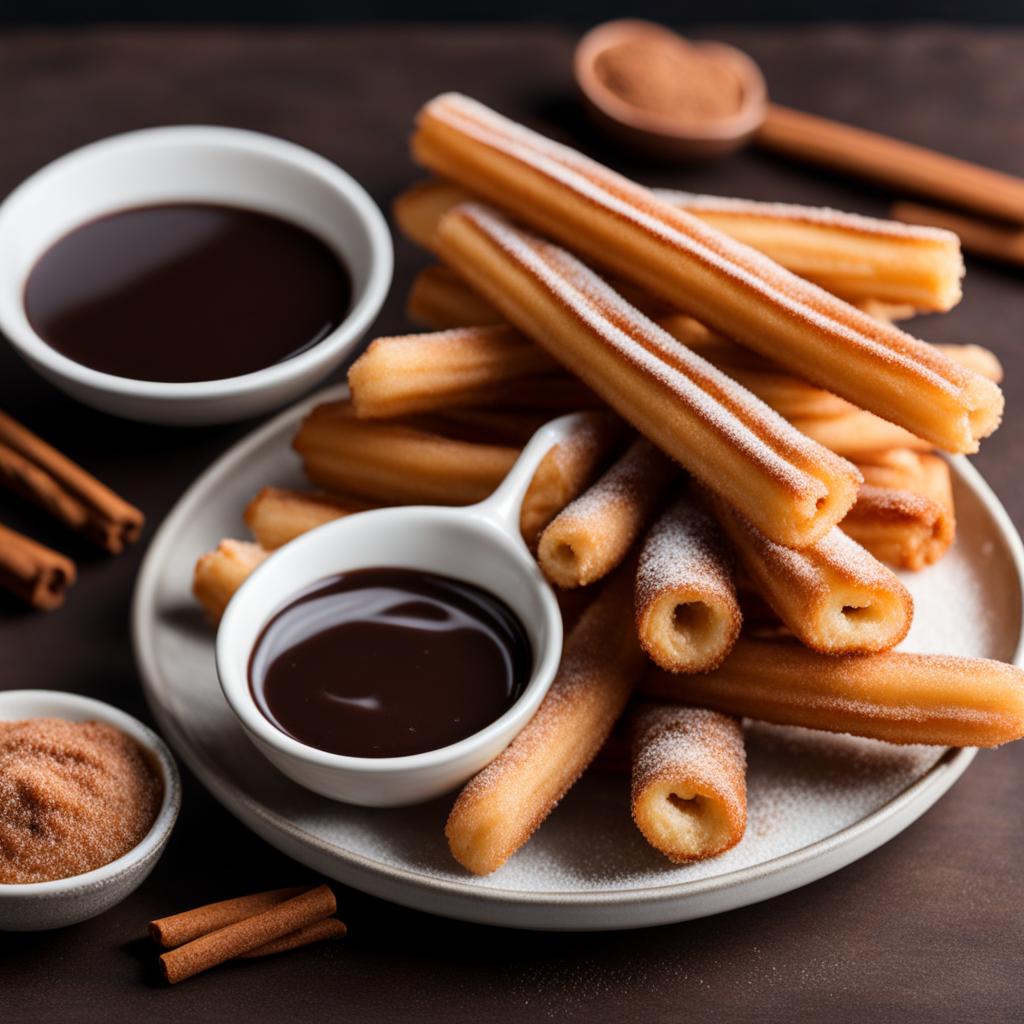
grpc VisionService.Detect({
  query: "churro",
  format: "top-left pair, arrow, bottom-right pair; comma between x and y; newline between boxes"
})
537,438 -> 675,587
349,325 -> 556,419
635,494 -> 741,673
397,179 -> 963,313
655,190 -> 963,313
642,638 -> 1024,748
630,703 -> 746,863
413,94 -> 1002,453
408,264 -> 505,327
293,400 -> 518,505
518,412 -> 623,548
709,493 -> 913,654
244,487 -> 371,550
445,566 -> 646,875
840,451 -> 955,570
790,409 -> 931,458
435,202 -> 861,549
192,539 -> 267,622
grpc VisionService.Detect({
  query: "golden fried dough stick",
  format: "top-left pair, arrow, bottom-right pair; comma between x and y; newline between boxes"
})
537,438 -> 675,587
435,202 -> 860,549
445,566 -> 646,875
635,495 -> 741,673
841,451 -> 955,570
293,400 -> 518,505
412,94 -> 1001,453
408,264 -> 505,328
708,493 -> 913,654
348,325 -> 557,419
396,179 -> 963,312
642,638 -> 1024,748
243,487 -> 373,550
657,190 -> 963,313
790,410 -> 931,458
193,540 -> 267,622
629,703 -> 746,863
518,412 -> 623,548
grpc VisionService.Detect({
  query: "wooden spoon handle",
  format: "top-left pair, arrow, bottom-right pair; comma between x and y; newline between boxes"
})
757,103 -> 1024,225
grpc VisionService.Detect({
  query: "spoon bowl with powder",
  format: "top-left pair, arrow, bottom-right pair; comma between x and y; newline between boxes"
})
574,19 -> 767,161
0,689 -> 180,931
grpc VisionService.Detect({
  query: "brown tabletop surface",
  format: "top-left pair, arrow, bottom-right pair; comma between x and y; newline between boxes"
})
1,22 -> 1023,1023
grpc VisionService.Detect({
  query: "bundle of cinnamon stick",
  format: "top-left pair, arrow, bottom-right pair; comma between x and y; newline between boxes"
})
0,410 -> 143,610
149,883 -> 346,984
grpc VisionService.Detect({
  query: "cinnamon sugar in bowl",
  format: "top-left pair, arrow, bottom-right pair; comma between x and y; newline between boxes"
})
575,20 -> 767,161
0,690 -> 180,931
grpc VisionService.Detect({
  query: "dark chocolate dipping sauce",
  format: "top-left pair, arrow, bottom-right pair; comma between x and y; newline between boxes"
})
24,203 -> 351,383
249,568 -> 533,758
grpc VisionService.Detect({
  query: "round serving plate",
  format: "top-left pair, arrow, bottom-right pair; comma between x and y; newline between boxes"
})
132,387 -> 1024,930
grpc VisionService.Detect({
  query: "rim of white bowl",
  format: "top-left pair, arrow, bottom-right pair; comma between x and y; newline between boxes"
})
0,689 -> 181,897
216,505 -> 564,775
0,125 -> 393,401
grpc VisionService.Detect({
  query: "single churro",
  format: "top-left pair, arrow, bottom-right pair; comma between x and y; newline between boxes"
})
635,494 -> 741,673
293,400 -> 518,505
408,263 -> 504,327
413,94 -> 1001,453
396,178 -> 963,313
243,487 -> 372,550
840,451 -> 955,570
445,566 -> 646,875
642,638 -> 1024,748
709,493 -> 913,654
629,703 -> 746,863
349,325 -> 556,419
537,438 -> 675,587
192,539 -> 267,622
435,202 -> 861,549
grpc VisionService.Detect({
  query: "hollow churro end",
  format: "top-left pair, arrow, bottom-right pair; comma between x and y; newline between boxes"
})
639,591 -> 739,674
965,374 -> 1005,448
630,705 -> 746,863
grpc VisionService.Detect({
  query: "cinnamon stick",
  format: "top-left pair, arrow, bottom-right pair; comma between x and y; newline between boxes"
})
238,917 -> 347,958
158,884 -> 336,984
891,200 -> 1024,268
149,886 -> 307,949
0,410 -> 143,553
0,522 -> 75,610
758,104 -> 1024,225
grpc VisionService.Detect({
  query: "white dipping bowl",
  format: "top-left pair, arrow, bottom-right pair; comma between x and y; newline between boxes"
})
0,126 -> 392,425
0,690 -> 181,931
216,415 -> 585,807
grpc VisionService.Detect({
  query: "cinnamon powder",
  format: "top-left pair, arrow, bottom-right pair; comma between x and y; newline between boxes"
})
594,38 -> 744,122
0,718 -> 162,884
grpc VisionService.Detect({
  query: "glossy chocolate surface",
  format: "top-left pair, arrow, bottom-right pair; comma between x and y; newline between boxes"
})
249,567 -> 532,758
24,203 -> 351,383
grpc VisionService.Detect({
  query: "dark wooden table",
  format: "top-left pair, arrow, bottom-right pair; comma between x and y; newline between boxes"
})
1,23 -> 1022,1023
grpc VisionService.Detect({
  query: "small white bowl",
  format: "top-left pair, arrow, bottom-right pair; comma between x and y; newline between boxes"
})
0,689 -> 181,931
0,126 -> 392,425
217,414 -> 586,807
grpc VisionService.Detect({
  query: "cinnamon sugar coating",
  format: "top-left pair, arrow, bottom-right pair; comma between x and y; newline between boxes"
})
0,718 -> 161,884
642,638 -> 1024,748
635,494 -> 741,673
629,703 -> 746,863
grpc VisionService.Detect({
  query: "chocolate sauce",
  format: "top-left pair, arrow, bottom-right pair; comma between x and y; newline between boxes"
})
249,567 -> 533,758
24,203 -> 351,383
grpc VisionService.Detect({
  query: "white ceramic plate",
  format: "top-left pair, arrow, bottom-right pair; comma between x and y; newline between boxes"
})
132,388 -> 1024,930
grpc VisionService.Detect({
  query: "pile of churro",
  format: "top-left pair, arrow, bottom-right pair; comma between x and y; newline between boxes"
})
194,94 -> 1024,876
